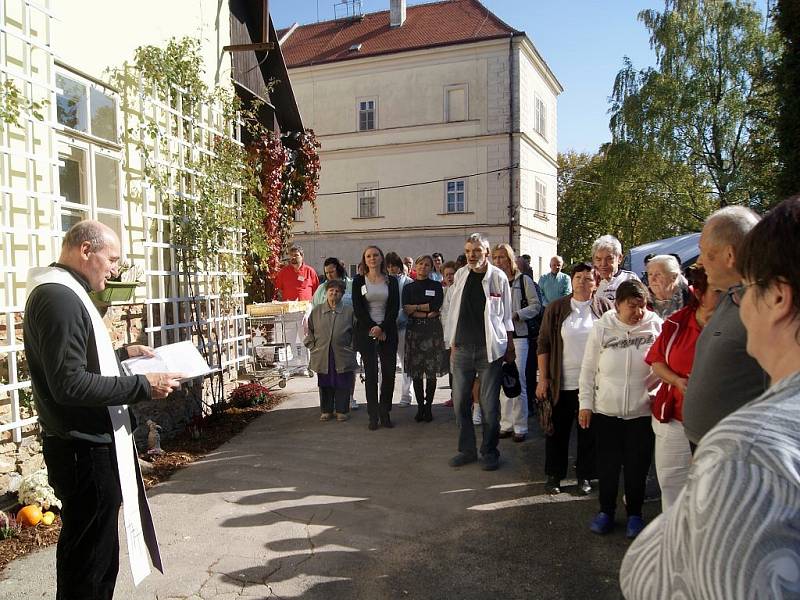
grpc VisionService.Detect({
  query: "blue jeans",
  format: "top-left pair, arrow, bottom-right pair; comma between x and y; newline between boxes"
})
451,343 -> 503,459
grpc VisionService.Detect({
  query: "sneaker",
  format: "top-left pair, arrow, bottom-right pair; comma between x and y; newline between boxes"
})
512,433 -> 527,443
444,399 -> 454,407
590,512 -> 614,535
481,454 -> 500,471
350,397 -> 359,410
545,476 -> 561,494
499,429 -> 513,439
448,452 -> 477,468
398,395 -> 412,407
576,479 -> 592,496
626,516 -> 645,539
335,412 -> 349,422
319,413 -> 333,422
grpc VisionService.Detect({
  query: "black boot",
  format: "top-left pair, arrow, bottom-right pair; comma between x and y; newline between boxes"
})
423,401 -> 433,422
380,412 -> 394,428
415,403 -> 425,422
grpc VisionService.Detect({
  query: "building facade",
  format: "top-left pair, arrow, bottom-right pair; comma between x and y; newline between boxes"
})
280,0 -> 562,276
0,0 -> 301,494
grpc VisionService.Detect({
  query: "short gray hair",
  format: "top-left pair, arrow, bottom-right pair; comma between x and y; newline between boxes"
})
705,206 -> 760,250
288,244 -> 304,256
465,232 -> 490,251
647,254 -> 687,286
591,235 -> 623,258
62,220 -> 112,252
552,255 -> 564,263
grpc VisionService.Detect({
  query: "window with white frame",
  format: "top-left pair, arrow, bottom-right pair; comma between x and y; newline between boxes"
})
535,178 -> 547,217
357,183 -> 379,218
445,85 -> 467,122
56,68 -> 122,238
534,95 -> 547,139
445,179 -> 466,213
358,98 -> 376,131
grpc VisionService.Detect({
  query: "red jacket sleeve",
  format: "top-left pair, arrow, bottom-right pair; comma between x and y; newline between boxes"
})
645,322 -> 671,366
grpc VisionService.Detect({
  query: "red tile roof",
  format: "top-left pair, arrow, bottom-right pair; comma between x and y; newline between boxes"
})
279,0 -> 520,68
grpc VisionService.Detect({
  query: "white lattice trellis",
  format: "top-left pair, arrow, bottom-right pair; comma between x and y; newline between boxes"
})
0,0 -> 58,443
134,78 -> 249,390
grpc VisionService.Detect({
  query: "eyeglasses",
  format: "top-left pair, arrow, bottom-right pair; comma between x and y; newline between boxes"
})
728,281 -> 759,306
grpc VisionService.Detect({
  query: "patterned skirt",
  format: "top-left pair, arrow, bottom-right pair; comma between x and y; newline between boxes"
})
404,317 -> 446,379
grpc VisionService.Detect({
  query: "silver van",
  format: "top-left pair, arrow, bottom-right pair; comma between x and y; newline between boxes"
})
622,232 -> 700,281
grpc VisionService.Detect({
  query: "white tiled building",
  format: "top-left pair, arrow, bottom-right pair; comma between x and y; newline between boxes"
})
280,0 -> 562,275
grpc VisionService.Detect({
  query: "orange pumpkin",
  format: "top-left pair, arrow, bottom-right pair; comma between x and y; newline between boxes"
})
16,504 -> 42,527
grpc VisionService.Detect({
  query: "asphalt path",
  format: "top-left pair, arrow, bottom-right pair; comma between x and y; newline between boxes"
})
0,375 -> 660,599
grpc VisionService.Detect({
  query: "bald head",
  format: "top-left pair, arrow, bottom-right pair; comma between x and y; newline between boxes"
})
59,220 -> 121,291
704,206 -> 760,252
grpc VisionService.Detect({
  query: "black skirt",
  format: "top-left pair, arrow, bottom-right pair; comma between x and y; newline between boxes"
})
404,317 -> 446,378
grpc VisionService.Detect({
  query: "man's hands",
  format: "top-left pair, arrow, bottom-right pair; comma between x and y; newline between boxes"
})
145,373 -> 182,399
578,409 -> 592,429
504,336 -> 516,363
126,344 -> 155,358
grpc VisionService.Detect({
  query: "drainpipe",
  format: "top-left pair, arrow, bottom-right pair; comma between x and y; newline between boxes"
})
508,34 -> 515,246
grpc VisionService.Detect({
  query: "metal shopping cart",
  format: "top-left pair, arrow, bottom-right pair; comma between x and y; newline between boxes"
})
245,302 -> 314,389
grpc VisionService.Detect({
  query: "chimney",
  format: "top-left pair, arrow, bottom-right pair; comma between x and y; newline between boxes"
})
390,0 -> 406,28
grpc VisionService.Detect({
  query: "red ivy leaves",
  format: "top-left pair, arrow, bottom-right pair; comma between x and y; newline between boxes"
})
245,129 -> 320,301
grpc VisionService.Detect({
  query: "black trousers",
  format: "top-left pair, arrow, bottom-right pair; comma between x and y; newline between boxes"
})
319,386 -> 350,414
413,378 -> 437,404
43,436 -> 123,600
361,337 -> 397,423
544,389 -> 596,480
593,413 -> 654,518
526,336 -> 538,411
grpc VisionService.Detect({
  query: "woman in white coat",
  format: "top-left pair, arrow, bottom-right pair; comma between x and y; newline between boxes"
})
491,243 -> 541,442
578,279 -> 662,539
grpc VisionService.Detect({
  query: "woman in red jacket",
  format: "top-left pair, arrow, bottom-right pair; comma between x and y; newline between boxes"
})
645,267 -> 720,511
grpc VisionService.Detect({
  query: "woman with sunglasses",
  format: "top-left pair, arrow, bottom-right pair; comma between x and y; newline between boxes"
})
352,246 -> 400,430
644,267 -> 720,511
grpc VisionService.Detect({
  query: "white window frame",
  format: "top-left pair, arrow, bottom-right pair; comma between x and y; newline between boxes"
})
55,67 -> 120,146
535,178 -> 547,218
356,182 -> 379,218
57,137 -> 124,240
534,95 -> 548,140
444,179 -> 467,214
55,66 -> 124,242
443,84 -> 468,123
357,97 -> 377,131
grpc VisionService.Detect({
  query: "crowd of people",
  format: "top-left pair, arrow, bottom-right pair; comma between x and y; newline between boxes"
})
276,197 -> 800,599
25,194 -> 798,598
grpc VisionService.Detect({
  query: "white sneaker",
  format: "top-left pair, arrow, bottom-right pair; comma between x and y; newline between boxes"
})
350,396 -> 359,410
398,395 -> 412,407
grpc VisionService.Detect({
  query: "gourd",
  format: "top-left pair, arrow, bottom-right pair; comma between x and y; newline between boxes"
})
41,511 -> 56,526
16,504 -> 42,527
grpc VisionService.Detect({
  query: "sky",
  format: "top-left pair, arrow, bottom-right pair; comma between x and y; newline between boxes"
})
267,0 -> 667,154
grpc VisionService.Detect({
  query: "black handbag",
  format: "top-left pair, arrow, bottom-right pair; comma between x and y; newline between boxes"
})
501,361 -> 522,398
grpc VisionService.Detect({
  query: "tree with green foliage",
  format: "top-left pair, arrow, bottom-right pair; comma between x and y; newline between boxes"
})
557,145 -> 714,264
775,0 -> 800,197
609,0 -> 780,209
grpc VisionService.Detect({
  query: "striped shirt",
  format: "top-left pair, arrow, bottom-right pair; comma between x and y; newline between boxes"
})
620,370 -> 800,599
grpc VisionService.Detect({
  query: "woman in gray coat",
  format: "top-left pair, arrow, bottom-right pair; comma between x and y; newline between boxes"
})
304,280 -> 358,421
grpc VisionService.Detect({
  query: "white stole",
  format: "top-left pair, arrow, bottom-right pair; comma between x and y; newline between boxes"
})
26,266 -> 162,585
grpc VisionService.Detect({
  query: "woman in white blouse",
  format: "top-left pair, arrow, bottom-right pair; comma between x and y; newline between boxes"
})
536,263 -> 613,495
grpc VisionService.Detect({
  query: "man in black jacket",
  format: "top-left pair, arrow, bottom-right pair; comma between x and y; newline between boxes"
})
23,220 -> 180,600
